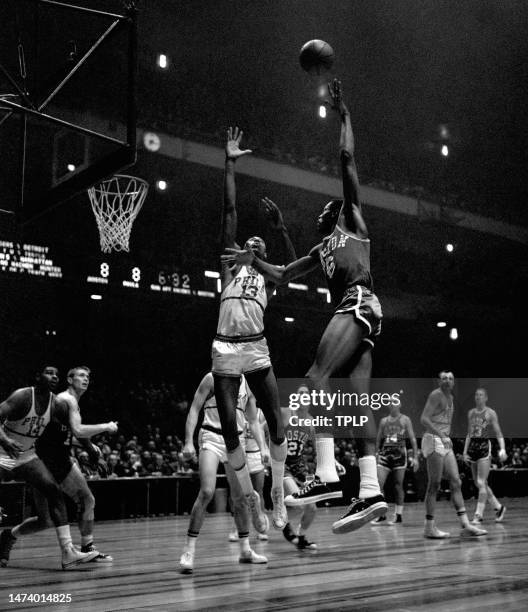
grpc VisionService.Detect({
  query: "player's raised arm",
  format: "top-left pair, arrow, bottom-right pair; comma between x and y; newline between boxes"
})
183,373 -> 214,459
222,243 -> 321,286
261,197 -> 297,263
64,394 -> 117,438
328,79 -> 367,238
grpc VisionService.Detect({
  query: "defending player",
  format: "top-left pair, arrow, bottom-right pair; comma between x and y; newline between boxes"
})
371,398 -> 418,525
463,388 -> 507,523
179,372 -> 268,573
222,81 -> 387,532
282,385 -> 318,550
1,366 -> 117,565
211,127 -> 295,532
0,366 -> 98,569
420,371 -> 487,538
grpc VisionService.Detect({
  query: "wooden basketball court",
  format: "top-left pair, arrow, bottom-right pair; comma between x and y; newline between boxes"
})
0,498 -> 527,611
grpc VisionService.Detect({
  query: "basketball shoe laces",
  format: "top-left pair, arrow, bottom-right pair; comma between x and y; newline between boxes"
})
338,497 -> 361,518
295,478 -> 320,497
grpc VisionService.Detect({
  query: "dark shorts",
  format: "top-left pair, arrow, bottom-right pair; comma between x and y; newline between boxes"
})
468,438 -> 491,462
378,446 -> 407,471
284,461 -> 310,484
38,449 -> 74,484
334,286 -> 382,347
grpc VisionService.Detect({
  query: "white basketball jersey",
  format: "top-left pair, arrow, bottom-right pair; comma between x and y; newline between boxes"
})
202,376 -> 249,433
0,388 -> 52,468
216,266 -> 268,339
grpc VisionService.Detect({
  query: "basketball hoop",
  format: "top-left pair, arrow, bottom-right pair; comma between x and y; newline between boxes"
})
87,175 -> 148,253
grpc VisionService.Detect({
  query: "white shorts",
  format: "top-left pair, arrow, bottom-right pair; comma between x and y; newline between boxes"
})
0,448 -> 38,471
421,433 -> 453,458
199,429 -> 245,464
211,338 -> 271,377
246,451 -> 265,474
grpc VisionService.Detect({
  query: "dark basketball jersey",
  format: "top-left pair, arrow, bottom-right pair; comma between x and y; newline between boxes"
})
468,408 -> 494,439
36,400 -> 71,454
319,224 -> 373,307
285,425 -> 311,469
381,415 -> 407,450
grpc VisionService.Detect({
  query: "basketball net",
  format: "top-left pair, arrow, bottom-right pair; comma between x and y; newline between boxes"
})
87,175 -> 148,253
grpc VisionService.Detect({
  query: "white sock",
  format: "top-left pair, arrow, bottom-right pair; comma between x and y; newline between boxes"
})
185,535 -> 197,553
457,509 -> 470,528
238,535 -> 251,554
81,535 -> 93,547
315,437 -> 339,482
56,525 -> 73,551
476,501 -> 485,517
395,505 -> 403,515
358,456 -> 381,498
487,490 -> 501,511
270,441 -> 286,490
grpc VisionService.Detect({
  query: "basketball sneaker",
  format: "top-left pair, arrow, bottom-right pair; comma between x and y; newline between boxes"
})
271,487 -> 287,529
246,491 -> 269,534
285,476 -> 342,506
332,495 -> 388,534
228,530 -> 239,542
179,550 -> 194,574
470,514 -> 483,525
370,514 -> 387,525
423,524 -> 450,539
239,549 -> 268,564
282,522 -> 298,545
296,535 -> 317,550
61,545 -> 99,569
495,505 -> 506,522
387,514 -> 403,525
0,529 -> 16,567
81,543 -> 113,562
257,533 -> 269,541
461,524 -> 487,537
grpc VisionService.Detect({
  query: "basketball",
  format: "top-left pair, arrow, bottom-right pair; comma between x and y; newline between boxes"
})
299,39 -> 334,75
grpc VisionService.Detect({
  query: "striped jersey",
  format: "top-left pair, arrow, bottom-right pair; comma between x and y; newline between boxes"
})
216,266 -> 267,339
319,224 -> 373,307
202,376 -> 248,434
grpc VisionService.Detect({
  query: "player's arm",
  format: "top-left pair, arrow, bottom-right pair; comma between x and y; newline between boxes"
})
76,436 -> 103,464
420,391 -> 451,448
0,390 -> 28,456
327,79 -> 367,238
183,373 -> 213,459
489,409 -> 507,462
246,394 -> 270,464
220,127 -> 252,288
222,244 -> 321,286
462,411 -> 472,463
404,415 -> 419,470
261,197 -> 297,263
65,395 -> 118,438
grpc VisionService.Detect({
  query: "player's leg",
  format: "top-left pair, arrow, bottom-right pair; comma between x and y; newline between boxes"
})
180,448 -> 220,573
470,458 -> 486,523
0,487 -> 53,567
250,468 -> 268,540
61,463 -> 111,562
225,463 -> 267,564
283,477 -> 317,548
485,456 -> 505,521
371,463 -> 390,525
245,366 -> 287,529
390,466 -> 406,524
443,451 -> 486,537
12,459 -> 97,567
423,451 -> 450,538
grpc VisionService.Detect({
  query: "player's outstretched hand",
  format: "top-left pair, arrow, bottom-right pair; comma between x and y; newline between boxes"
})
326,78 -> 348,116
225,127 -> 252,161
262,197 -> 285,231
221,247 -> 255,267
106,421 -> 118,434
2,437 -> 23,458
